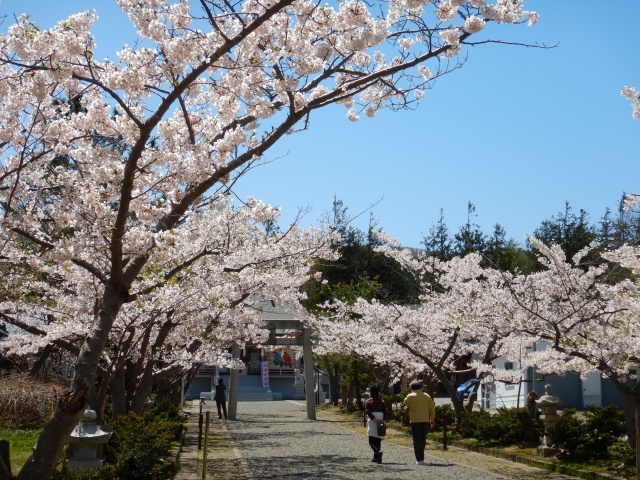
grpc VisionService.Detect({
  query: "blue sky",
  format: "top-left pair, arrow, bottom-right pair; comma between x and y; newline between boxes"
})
2,0 -> 638,248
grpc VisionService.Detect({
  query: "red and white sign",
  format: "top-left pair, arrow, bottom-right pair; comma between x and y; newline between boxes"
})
260,361 -> 269,388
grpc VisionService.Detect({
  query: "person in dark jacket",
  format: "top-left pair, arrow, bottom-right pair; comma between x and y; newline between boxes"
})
363,385 -> 389,464
214,378 -> 228,419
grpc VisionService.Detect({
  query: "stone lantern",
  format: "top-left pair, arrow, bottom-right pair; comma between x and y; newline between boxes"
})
67,407 -> 112,471
536,384 -> 562,457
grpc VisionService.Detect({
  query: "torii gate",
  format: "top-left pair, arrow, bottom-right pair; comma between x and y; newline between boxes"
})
263,319 -> 316,420
227,318 -> 317,421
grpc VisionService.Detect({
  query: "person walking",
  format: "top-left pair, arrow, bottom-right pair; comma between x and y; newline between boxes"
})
215,378 -> 228,419
363,385 -> 389,464
403,380 -> 435,465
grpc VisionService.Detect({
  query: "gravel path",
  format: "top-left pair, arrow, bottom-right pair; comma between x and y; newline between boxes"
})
220,401 -> 572,480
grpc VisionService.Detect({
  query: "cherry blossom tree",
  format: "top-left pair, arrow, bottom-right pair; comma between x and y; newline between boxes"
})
312,240 -> 535,422
0,0 -> 541,477
459,239 -> 640,450
467,239 -> 640,449
1,194 -> 331,410
313,218 -> 640,449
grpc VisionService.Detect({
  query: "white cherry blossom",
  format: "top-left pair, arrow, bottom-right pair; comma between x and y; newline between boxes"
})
0,1 -> 539,477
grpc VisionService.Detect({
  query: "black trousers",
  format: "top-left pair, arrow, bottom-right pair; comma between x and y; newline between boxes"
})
410,422 -> 430,462
216,400 -> 227,419
368,436 -> 382,454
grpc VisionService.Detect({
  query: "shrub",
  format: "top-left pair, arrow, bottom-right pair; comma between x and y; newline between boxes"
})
492,407 -> 543,444
393,406 -> 410,426
380,391 -> 405,421
582,405 -> 626,456
550,405 -> 627,458
434,404 -> 456,432
98,401 -> 185,480
52,401 -> 186,480
550,408 -> 584,454
607,441 -> 635,465
380,392 -> 404,407
456,409 -> 496,440
456,408 -> 543,445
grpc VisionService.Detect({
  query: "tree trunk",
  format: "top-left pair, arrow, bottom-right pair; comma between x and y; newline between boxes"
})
394,335 -> 466,422
424,369 -> 464,422
124,359 -> 137,409
183,366 -> 198,397
29,344 -> 54,376
93,368 -> 113,425
424,378 -> 438,399
110,367 -> 127,418
155,378 -> 182,405
464,390 -> 478,412
0,439 -> 11,480
17,285 -> 124,480
130,361 -> 156,415
331,364 -> 340,406
131,318 -> 178,414
341,384 -> 349,406
95,388 -> 109,425
353,373 -> 363,412
620,389 -> 639,450
17,383 -> 89,480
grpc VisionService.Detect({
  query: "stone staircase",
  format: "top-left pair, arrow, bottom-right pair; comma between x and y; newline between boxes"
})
218,375 -> 273,402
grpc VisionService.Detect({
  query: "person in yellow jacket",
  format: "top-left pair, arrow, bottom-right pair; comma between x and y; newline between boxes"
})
403,381 -> 436,465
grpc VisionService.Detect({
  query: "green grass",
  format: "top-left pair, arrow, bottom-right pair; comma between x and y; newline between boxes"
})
0,426 -> 41,477
200,423 -> 249,480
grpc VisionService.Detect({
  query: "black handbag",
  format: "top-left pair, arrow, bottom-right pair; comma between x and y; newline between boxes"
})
377,422 -> 387,437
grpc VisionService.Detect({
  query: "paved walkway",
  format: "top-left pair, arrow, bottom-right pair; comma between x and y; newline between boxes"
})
176,401 -> 582,480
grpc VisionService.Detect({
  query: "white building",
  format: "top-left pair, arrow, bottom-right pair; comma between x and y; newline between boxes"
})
477,342 -> 623,410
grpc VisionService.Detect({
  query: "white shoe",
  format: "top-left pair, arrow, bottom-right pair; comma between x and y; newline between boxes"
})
416,461 -> 424,465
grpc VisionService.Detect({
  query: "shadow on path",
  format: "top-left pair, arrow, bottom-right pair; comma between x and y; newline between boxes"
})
223,401 -> 511,480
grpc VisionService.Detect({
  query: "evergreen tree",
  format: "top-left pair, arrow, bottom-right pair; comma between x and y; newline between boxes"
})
482,223 -> 533,272
611,193 -> 640,247
598,208 -> 617,251
531,202 -> 597,267
422,206 -> 531,274
453,202 -> 486,256
301,197 -> 418,311
422,209 -> 453,261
